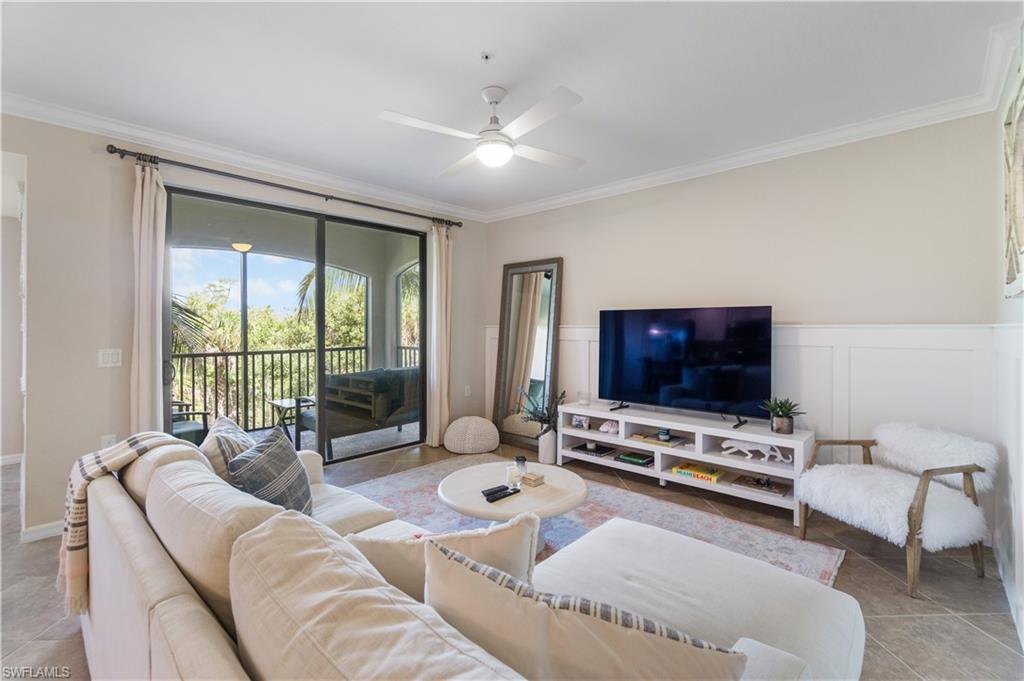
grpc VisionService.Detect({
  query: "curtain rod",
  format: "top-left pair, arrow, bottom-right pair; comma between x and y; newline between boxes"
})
105,144 -> 462,228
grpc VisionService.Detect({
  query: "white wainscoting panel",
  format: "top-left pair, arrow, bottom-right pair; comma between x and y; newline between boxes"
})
486,324 -> 995,467
991,324 -> 1023,645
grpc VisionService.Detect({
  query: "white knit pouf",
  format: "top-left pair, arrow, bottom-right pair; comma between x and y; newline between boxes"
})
444,416 -> 500,454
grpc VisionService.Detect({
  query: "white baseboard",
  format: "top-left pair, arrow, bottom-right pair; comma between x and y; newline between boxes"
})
1,453 -> 23,466
21,520 -> 62,543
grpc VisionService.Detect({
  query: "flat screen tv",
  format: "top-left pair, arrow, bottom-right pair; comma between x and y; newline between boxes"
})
598,306 -> 772,418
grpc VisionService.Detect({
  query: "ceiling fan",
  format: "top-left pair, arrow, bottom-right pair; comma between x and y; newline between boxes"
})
379,85 -> 585,177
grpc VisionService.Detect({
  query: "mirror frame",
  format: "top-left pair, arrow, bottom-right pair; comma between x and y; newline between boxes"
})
492,257 -> 563,449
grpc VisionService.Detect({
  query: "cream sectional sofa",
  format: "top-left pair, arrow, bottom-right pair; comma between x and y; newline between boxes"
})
81,442 -> 865,680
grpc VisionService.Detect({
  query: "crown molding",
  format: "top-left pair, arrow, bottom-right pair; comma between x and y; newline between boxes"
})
3,20 -> 1018,225
482,20 -> 1022,223
1,93 -> 490,224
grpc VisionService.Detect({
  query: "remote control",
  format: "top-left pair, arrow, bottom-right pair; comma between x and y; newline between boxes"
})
481,484 -> 508,498
485,487 -> 521,503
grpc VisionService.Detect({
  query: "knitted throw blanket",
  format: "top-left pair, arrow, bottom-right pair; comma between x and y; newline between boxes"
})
57,431 -> 194,615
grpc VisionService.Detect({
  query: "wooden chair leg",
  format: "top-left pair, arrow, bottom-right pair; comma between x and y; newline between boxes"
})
799,503 -> 809,540
906,537 -> 922,598
970,542 -> 985,578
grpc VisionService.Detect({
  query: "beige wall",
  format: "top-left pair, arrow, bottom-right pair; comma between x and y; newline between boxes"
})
1,216 -> 24,457
1,114 -> 486,529
484,114 -> 1000,326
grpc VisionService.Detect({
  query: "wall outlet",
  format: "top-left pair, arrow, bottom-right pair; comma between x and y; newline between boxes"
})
464,385 -> 472,398
100,434 -> 117,448
97,349 -> 122,368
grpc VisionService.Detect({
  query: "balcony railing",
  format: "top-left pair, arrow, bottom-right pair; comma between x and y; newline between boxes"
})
171,346 -> 368,431
399,345 -> 420,369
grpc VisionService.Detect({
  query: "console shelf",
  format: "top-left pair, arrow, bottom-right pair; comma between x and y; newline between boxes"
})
557,402 -> 814,525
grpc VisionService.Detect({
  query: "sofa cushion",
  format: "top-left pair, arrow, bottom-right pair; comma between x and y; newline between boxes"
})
424,541 -> 746,681
352,518 -> 425,539
531,517 -> 865,681
199,416 -> 255,480
309,482 -> 395,535
732,638 -> 810,681
149,593 -> 251,681
229,511 -> 523,681
227,428 -> 311,514
80,476 -> 200,681
296,450 -> 325,484
146,460 -> 281,636
119,441 -> 213,508
348,513 -> 538,601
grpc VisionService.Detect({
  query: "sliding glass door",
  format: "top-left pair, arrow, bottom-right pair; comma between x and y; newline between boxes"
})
164,189 -> 426,463
319,220 -> 426,461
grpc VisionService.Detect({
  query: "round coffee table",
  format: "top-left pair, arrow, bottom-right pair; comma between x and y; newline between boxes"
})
437,461 -> 587,551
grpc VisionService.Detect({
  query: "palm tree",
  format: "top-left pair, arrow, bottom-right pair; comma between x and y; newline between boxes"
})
171,295 -> 211,353
295,266 -> 365,319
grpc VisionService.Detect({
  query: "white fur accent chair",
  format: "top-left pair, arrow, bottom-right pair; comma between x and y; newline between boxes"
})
797,423 -> 996,597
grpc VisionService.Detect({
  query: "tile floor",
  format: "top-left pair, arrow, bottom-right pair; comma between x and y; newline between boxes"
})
2,445 -> 1021,680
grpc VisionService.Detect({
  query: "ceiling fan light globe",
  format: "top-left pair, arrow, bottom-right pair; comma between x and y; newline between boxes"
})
475,139 -> 514,167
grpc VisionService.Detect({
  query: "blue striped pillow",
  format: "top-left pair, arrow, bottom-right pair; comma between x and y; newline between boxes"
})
227,428 -> 312,515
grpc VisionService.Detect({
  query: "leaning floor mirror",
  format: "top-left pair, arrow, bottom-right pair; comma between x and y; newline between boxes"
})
493,258 -> 563,449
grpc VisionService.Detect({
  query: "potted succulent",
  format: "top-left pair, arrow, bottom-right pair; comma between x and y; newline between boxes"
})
522,389 -> 567,464
759,397 -> 805,435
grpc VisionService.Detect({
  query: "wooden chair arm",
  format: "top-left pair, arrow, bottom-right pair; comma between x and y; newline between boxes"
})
814,439 -> 878,447
807,439 -> 877,469
908,463 -> 985,544
919,464 -> 983,478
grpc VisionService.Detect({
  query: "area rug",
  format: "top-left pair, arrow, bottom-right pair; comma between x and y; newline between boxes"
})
348,453 -> 845,586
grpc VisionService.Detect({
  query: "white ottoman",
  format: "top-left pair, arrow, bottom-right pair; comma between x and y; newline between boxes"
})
443,416 -> 500,454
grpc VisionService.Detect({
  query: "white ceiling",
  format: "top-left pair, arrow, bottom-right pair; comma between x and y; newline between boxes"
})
2,2 -> 1020,222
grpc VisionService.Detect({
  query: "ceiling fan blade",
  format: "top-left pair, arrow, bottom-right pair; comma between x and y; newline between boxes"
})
514,144 -> 585,170
378,111 -> 480,140
438,151 -> 479,178
500,86 -> 582,140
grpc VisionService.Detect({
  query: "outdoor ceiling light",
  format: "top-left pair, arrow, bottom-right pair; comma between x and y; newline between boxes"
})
231,242 -> 253,253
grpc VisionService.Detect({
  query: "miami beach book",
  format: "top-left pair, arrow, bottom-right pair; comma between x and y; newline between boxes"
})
671,462 -> 727,483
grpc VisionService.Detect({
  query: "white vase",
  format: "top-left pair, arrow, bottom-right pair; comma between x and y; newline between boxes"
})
538,430 -> 557,464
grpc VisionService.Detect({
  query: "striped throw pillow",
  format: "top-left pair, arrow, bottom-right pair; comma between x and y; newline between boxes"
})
227,428 -> 312,515
199,416 -> 256,480
424,541 -> 747,680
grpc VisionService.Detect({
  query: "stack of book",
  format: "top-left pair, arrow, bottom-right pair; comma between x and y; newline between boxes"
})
629,433 -> 689,448
614,451 -> 655,468
671,462 -> 727,483
571,442 -> 616,458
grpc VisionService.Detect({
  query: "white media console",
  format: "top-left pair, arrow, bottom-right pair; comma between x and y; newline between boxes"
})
556,402 -> 814,524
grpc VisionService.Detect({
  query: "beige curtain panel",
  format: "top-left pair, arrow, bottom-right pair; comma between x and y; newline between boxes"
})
130,162 -> 167,433
426,223 -> 452,447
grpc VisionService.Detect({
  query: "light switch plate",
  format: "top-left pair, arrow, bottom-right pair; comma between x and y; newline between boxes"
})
97,349 -> 122,368
464,385 -> 472,397
100,434 -> 117,448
